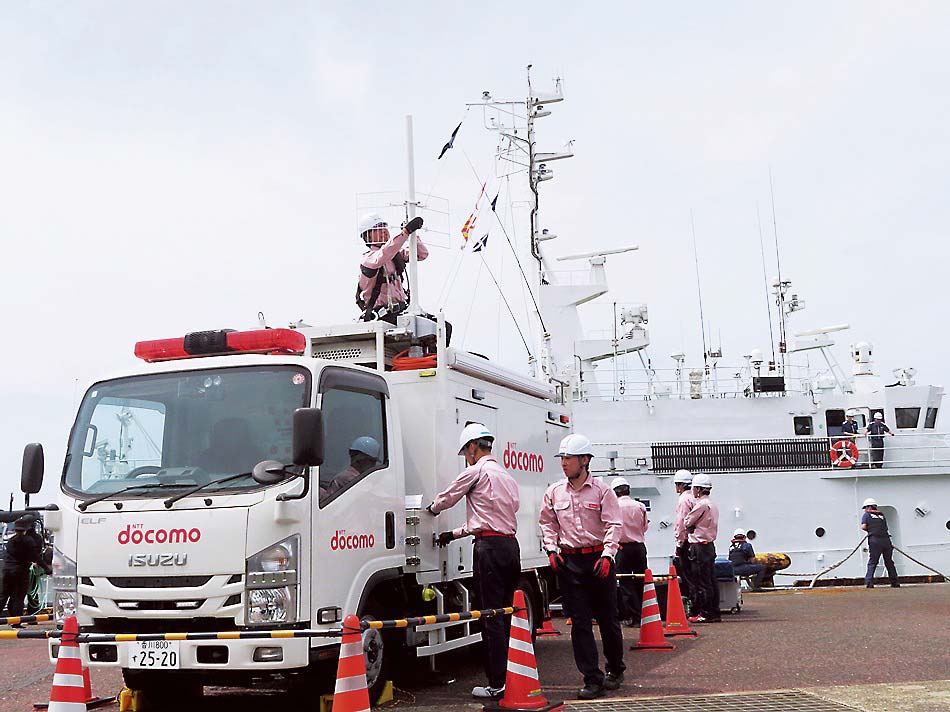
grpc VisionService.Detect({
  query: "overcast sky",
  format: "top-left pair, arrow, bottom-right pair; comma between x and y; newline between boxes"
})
2,2 -> 948,504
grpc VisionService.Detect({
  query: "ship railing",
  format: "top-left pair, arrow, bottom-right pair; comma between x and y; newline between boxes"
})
591,432 -> 950,473
576,363 -> 814,401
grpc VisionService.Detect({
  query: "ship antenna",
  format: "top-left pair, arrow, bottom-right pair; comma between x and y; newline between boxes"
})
690,209 -> 709,369
769,167 -> 787,373
756,203 -> 777,365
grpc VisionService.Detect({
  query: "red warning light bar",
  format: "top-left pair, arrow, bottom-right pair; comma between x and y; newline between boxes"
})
134,328 -> 307,363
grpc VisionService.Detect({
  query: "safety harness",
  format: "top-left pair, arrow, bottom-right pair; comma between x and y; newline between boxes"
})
356,252 -> 410,322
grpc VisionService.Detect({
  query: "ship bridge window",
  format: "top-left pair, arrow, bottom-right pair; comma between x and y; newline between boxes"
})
925,407 -> 938,429
895,407 -> 921,429
793,416 -> 813,436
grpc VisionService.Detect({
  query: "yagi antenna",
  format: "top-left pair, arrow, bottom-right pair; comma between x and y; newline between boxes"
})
556,245 -> 638,261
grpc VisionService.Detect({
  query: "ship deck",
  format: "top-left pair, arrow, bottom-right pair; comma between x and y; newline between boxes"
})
2,583 -> 948,711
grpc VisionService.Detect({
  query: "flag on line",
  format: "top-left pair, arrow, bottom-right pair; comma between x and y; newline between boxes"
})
438,121 -> 463,160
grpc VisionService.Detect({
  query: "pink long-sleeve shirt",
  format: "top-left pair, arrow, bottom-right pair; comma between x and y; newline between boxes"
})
684,496 -> 719,544
673,489 -> 697,545
539,475 -> 622,559
358,230 -> 429,310
618,496 -> 648,543
429,455 -> 519,538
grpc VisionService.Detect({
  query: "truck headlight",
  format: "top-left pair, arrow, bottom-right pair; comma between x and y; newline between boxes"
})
246,535 -> 299,626
52,547 -> 77,621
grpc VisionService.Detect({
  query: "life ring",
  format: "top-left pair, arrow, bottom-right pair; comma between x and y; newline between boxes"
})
830,439 -> 859,468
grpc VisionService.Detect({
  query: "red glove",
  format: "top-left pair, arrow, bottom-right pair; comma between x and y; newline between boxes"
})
548,552 -> 565,572
592,556 -> 613,579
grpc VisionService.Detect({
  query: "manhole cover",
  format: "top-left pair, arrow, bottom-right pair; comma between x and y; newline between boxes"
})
567,689 -> 859,711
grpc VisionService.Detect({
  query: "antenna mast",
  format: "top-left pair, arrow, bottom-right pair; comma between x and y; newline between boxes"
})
406,115 -> 421,315
756,203 -> 777,364
769,167 -> 786,373
690,210 -> 709,368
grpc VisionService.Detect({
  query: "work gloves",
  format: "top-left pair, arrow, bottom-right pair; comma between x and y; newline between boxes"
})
592,556 -> 613,579
547,551 -> 565,572
404,216 -> 424,234
436,531 -> 455,548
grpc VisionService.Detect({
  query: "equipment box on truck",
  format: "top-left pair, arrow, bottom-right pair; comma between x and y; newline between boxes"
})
24,315 -> 566,699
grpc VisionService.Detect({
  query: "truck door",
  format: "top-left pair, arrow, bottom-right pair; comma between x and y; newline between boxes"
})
312,368 -> 402,620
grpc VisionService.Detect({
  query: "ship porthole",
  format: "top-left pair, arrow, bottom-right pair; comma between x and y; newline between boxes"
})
815,527 -> 826,538
945,520 -> 950,531
746,530 -> 757,540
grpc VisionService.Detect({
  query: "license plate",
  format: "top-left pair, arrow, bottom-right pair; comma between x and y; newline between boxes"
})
128,640 -> 181,669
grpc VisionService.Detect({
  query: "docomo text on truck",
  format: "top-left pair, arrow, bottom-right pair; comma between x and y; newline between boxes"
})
20,314 -> 570,700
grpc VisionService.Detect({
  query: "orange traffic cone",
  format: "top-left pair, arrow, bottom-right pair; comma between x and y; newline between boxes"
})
534,615 -> 561,637
35,648 -> 117,711
631,569 -> 675,651
483,590 -> 564,712
331,615 -> 371,712
47,615 -> 88,712
663,565 -> 698,638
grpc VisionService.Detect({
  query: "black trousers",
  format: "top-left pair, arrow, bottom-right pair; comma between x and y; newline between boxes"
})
869,438 -> 885,468
688,543 -> 720,620
673,542 -> 694,606
615,542 -> 647,621
473,536 -> 521,688
732,562 -> 766,590
0,568 -> 29,617
557,551 -> 625,686
865,536 -> 898,585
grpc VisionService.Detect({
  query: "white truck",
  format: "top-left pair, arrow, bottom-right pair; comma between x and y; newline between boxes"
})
22,315 -> 568,700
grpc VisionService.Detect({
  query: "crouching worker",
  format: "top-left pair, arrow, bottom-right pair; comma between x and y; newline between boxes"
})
728,529 -> 766,591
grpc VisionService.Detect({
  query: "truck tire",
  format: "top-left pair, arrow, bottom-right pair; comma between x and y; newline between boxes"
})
359,609 -> 393,703
515,577 -> 539,644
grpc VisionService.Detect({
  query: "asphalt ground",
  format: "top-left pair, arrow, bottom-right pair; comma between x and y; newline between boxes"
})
1,583 -> 948,711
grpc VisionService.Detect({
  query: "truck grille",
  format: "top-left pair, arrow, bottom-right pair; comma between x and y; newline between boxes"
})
107,575 -> 214,589
88,617 -> 238,634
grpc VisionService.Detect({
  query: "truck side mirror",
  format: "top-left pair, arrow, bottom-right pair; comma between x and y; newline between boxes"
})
21,443 -> 44,494
292,408 -> 324,467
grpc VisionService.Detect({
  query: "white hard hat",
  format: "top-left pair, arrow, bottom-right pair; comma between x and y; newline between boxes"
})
862,497 -> 877,508
458,423 -> 494,454
555,433 -> 594,457
610,476 -> 630,490
358,212 -> 387,236
845,409 -> 858,417
349,436 -> 381,459
692,473 -> 712,489
673,469 -> 693,485
733,528 -> 747,538
874,412 -> 884,420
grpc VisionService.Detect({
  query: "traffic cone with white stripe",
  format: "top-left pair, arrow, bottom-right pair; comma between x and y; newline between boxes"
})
483,590 -> 564,712
663,564 -> 698,638
331,615 -> 371,712
47,615 -> 87,712
631,569 -> 675,651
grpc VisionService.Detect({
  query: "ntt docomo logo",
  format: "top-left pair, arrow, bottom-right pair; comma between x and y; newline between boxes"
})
503,442 -> 544,473
117,524 -> 202,545
330,530 -> 375,551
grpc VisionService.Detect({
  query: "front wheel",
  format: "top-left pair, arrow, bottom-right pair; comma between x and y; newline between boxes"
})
360,610 -> 397,703
515,578 -> 539,644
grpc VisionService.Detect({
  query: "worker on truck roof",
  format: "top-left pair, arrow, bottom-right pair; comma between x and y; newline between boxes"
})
425,423 -> 520,701
539,433 -> 625,700
356,213 -> 427,323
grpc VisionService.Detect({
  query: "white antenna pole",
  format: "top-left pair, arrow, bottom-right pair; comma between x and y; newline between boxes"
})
406,114 -> 420,315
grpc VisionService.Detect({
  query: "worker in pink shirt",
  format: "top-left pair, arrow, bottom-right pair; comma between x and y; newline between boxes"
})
683,473 -> 721,623
611,476 -> 648,625
356,213 -> 427,322
425,423 -> 520,700
671,469 -> 697,606
539,434 -> 624,700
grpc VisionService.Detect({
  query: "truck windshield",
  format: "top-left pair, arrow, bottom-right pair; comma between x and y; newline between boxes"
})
63,365 -> 311,497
